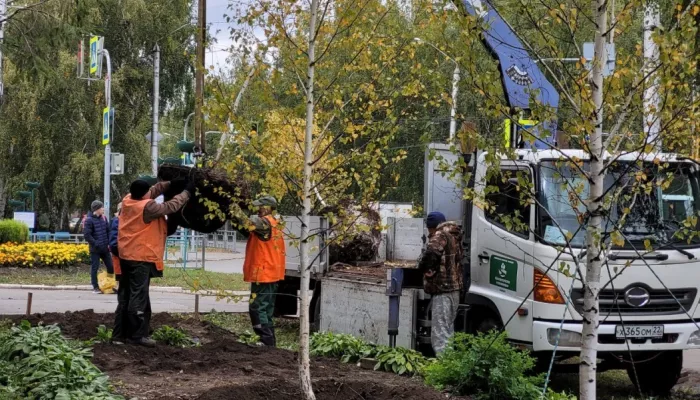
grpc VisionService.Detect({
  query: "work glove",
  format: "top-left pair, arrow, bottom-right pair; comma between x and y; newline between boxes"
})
184,180 -> 196,196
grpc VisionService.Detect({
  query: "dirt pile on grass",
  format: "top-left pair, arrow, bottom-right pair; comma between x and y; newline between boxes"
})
6,310 -> 452,400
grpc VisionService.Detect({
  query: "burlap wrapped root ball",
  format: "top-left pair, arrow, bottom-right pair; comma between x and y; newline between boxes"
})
158,164 -> 251,234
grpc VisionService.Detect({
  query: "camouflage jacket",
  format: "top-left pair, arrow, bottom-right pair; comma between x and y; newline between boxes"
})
418,221 -> 464,294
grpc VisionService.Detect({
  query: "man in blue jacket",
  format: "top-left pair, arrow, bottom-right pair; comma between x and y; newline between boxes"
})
83,200 -> 114,294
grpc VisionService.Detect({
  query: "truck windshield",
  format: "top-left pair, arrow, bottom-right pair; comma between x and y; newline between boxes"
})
538,160 -> 700,248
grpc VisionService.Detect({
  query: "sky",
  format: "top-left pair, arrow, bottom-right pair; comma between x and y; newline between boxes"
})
207,0 -> 234,73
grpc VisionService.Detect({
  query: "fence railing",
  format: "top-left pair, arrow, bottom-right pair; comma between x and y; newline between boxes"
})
30,232 -> 86,243
204,229 -> 241,252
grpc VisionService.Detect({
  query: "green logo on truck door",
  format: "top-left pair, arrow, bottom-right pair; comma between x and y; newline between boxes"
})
489,255 -> 517,291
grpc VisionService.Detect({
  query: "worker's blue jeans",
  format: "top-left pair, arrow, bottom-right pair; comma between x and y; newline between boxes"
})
90,250 -> 114,289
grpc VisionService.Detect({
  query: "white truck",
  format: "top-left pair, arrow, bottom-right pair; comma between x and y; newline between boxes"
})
309,143 -> 700,396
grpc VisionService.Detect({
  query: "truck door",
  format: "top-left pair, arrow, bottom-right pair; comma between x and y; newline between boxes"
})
473,161 -> 535,342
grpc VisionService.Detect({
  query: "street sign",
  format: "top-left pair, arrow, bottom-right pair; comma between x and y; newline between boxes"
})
102,107 -> 111,145
14,212 -> 35,230
89,36 -> 99,75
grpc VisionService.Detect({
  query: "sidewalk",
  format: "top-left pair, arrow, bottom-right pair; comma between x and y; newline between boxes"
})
165,248 -> 246,274
0,288 -> 249,315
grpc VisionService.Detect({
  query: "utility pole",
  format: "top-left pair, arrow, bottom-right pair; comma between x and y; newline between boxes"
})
78,37 -> 113,220
103,48 -> 113,222
195,0 -> 206,155
643,2 -> 660,150
151,44 -> 160,176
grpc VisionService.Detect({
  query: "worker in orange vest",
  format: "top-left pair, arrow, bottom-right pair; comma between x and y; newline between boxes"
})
113,178 -> 193,347
242,195 -> 286,346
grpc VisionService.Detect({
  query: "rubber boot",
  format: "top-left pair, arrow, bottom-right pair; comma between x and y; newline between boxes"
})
269,325 -> 277,347
260,325 -> 275,347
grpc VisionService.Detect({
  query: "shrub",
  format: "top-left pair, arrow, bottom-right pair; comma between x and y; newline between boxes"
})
310,332 -> 374,363
310,332 -> 427,375
94,325 -> 113,343
373,345 -> 429,375
0,220 -> 29,244
0,321 -> 121,399
237,330 -> 261,345
0,242 -> 89,268
423,331 -> 544,400
152,325 -> 198,347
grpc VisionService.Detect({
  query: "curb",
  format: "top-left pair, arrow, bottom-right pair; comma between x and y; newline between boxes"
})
0,283 -> 250,296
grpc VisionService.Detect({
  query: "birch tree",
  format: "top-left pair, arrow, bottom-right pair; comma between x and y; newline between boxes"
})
218,0 -> 455,397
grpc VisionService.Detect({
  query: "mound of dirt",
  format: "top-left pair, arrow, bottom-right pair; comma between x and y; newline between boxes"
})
5,310 -> 453,400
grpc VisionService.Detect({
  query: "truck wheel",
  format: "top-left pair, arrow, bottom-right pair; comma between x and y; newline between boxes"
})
627,351 -> 682,396
475,317 -> 501,334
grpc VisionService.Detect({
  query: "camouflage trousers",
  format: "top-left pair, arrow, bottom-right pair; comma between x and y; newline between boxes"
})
431,290 -> 460,355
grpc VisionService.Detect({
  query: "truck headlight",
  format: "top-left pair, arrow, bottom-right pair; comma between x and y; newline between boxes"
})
688,330 -> 700,346
547,328 -> 581,347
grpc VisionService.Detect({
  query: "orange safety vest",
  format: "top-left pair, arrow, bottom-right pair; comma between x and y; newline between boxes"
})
117,195 -> 167,271
243,215 -> 286,283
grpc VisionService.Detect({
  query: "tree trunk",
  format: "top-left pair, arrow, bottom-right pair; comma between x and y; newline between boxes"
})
299,0 -> 319,398
579,0 -> 607,398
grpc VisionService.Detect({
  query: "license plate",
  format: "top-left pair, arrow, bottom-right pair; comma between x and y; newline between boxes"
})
615,325 -> 664,339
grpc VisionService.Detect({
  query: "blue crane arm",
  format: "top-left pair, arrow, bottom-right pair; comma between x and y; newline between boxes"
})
459,0 -> 559,147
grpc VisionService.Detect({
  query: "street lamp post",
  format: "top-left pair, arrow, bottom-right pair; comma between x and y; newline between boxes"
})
26,182 -> 39,211
17,191 -> 30,212
414,38 -> 460,142
184,112 -> 194,141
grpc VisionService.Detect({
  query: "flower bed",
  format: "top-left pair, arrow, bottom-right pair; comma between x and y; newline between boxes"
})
0,242 -> 89,268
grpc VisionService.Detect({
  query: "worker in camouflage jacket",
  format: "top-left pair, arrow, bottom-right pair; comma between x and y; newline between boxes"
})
417,212 -> 464,355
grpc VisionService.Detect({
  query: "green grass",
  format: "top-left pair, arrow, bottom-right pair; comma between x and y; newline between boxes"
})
202,310 -> 300,350
0,264 -> 248,291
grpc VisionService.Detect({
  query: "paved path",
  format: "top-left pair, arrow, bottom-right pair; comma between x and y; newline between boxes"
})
0,288 -> 248,315
166,249 -> 245,274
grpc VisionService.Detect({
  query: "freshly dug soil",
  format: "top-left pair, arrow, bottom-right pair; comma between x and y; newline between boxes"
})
158,164 -> 251,234
6,310 -> 452,400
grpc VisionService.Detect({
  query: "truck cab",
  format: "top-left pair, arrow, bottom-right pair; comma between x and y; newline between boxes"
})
428,145 -> 700,393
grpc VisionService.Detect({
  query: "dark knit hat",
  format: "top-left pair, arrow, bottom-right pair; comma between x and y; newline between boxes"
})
91,200 -> 104,212
425,211 -> 446,229
130,180 -> 151,200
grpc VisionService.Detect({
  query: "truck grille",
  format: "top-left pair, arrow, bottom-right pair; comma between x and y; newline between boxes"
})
571,288 -> 696,316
